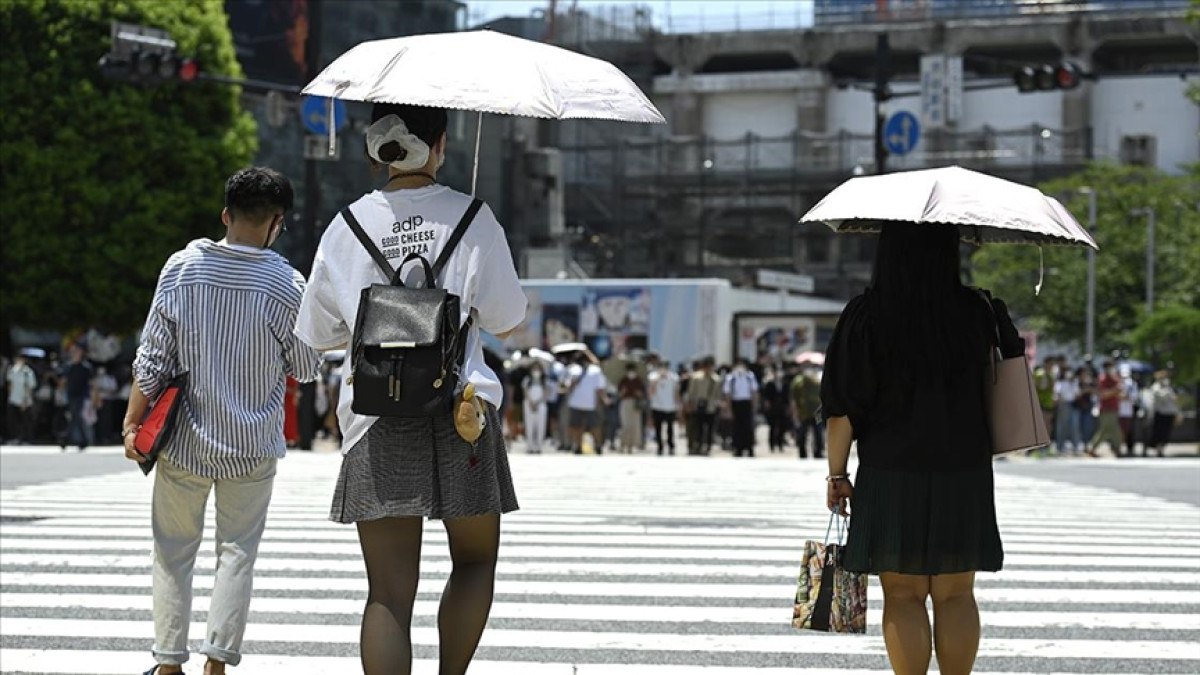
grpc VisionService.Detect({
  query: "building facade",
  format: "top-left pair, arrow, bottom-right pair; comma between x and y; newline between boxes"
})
523,0 -> 1198,298
225,0 -> 467,274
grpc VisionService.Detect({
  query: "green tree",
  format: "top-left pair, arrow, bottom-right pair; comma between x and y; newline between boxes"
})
0,0 -> 256,335
1131,303 -> 1200,385
971,162 -> 1200,353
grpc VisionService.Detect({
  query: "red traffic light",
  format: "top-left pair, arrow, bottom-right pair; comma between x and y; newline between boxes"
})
1054,63 -> 1081,90
178,58 -> 199,82
1014,62 -> 1085,93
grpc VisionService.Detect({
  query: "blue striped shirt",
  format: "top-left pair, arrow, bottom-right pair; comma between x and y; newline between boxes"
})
133,239 -> 321,479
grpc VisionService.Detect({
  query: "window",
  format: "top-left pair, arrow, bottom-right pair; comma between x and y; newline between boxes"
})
1119,135 -> 1157,167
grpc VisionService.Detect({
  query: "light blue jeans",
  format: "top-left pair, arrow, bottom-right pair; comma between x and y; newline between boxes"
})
1055,402 -> 1083,453
151,457 -> 276,666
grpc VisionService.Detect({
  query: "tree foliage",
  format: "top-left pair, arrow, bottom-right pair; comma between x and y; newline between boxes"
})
971,162 -> 1200,354
1131,303 -> 1200,385
0,0 -> 256,334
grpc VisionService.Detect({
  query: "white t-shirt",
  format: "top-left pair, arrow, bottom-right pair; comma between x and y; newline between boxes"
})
1119,377 -> 1137,418
1054,379 -> 1079,405
647,369 -> 679,412
294,185 -> 527,453
723,368 -> 759,401
7,364 -> 36,408
567,363 -> 607,411
523,377 -> 546,409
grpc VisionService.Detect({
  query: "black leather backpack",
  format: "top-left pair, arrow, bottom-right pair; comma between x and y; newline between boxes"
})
342,199 -> 482,417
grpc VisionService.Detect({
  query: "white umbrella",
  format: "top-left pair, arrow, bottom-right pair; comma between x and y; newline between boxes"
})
549,342 -> 589,355
794,351 -> 825,366
526,348 -> 556,364
800,166 -> 1098,250
302,30 -> 665,193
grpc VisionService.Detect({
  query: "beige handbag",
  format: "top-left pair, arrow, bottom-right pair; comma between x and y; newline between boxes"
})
978,292 -> 1052,455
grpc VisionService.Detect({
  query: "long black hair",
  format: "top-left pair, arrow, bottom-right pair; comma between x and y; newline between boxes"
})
865,222 -> 981,375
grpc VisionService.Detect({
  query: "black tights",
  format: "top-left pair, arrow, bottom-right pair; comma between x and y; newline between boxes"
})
356,514 -> 500,675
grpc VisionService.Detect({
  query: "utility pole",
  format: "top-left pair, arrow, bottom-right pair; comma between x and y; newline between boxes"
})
873,33 -> 892,174
301,0 -> 323,275
1079,187 -> 1097,360
1131,207 -> 1156,316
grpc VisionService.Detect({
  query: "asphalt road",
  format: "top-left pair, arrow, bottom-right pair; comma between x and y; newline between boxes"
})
6,443 -> 1197,505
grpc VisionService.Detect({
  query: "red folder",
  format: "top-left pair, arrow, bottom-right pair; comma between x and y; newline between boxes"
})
134,373 -> 188,475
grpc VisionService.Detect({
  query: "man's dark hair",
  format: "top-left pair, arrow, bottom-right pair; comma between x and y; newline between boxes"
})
370,103 -> 449,152
1103,360 -> 1114,368
225,167 -> 293,222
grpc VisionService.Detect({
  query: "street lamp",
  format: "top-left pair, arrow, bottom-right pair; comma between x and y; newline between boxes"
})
1078,187 -> 1097,361
1130,207 -> 1156,316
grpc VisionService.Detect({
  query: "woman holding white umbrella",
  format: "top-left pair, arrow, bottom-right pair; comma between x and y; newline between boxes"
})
820,223 -> 1021,675
294,103 -> 527,675
805,165 -> 1095,675
296,29 -> 663,674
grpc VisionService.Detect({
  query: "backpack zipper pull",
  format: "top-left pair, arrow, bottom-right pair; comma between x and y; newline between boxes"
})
390,359 -> 401,401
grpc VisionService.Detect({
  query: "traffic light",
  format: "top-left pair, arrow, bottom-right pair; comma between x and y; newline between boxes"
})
1014,62 -> 1083,93
97,22 -> 200,86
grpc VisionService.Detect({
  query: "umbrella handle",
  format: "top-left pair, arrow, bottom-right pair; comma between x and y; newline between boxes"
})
1034,246 -> 1044,296
470,111 -> 482,196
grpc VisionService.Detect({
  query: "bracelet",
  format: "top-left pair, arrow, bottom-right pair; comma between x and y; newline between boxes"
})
826,474 -> 850,483
121,425 -> 141,439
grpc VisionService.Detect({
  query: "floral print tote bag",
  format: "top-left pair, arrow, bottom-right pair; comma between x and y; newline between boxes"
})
792,512 -> 867,634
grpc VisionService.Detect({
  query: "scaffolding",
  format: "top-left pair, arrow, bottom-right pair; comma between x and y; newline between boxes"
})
558,124 -> 1092,285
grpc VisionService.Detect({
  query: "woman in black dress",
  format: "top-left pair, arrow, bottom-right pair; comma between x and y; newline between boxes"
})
821,222 -> 1021,675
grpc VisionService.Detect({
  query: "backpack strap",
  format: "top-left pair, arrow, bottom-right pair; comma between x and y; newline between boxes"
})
341,206 -> 394,281
431,198 -> 484,281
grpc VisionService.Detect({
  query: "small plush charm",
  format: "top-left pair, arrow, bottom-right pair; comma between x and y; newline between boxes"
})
454,383 -> 486,444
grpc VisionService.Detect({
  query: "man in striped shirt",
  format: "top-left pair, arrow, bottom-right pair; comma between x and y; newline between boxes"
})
123,167 -> 321,675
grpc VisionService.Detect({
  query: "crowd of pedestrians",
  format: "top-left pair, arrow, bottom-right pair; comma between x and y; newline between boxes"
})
1,347 -> 346,451
501,349 -> 830,458
2,344 -> 132,449
1033,356 -> 1184,457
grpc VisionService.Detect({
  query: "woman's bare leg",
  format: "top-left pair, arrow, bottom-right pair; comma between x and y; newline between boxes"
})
930,571 -> 980,675
879,572 -> 933,675
438,513 -> 501,675
357,517 -> 423,675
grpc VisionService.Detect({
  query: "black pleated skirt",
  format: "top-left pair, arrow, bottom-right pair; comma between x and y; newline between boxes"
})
843,463 -> 1003,576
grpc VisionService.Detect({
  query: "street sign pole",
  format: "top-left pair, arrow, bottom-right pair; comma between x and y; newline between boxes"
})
873,34 -> 891,174
301,0 -> 323,276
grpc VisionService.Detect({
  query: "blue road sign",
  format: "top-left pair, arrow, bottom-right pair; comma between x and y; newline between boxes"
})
300,96 -> 347,136
884,111 -> 920,157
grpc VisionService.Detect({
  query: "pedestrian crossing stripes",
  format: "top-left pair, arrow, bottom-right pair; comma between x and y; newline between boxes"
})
2,452 -> 1199,674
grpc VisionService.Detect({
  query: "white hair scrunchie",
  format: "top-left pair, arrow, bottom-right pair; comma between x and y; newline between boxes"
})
365,114 -> 430,171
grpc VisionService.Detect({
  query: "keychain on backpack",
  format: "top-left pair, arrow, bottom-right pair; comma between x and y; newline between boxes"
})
454,383 -> 487,466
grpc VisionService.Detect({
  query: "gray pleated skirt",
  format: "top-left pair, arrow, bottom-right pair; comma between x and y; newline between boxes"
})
330,403 -> 519,523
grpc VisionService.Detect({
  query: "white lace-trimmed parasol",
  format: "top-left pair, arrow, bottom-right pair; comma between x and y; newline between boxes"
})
302,30 -> 666,194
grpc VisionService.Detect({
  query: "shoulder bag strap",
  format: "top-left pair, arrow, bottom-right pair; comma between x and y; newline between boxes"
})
341,207 -> 394,281
431,198 -> 484,282
970,287 -> 1003,349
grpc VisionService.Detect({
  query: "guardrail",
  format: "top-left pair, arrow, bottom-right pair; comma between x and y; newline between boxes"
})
813,0 -> 1191,26
561,125 -> 1093,184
